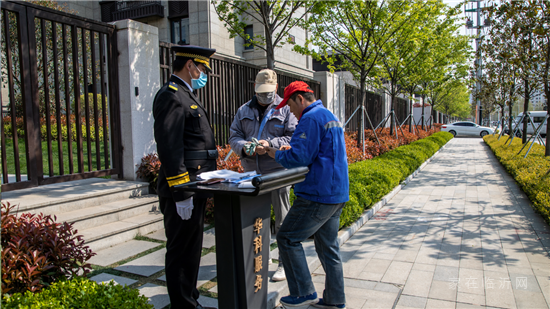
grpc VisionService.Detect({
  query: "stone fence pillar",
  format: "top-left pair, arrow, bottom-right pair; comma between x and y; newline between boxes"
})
113,20 -> 159,181
313,71 -> 345,122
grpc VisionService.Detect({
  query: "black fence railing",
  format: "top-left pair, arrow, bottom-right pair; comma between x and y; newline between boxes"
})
395,97 -> 408,124
1,1 -> 122,191
159,42 -> 321,146
344,84 -> 383,132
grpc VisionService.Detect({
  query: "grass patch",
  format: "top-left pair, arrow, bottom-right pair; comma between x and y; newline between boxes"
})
198,277 -> 218,299
134,235 -> 166,244
201,246 -> 216,257
3,138 -> 109,176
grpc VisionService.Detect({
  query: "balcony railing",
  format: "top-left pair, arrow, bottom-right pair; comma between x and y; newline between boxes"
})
100,1 -> 164,22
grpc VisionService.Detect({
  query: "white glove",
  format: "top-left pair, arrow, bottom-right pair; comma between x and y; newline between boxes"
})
175,197 -> 194,220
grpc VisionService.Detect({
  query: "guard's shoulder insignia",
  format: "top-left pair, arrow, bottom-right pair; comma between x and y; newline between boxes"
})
299,132 -> 307,139
168,82 -> 178,91
190,104 -> 198,109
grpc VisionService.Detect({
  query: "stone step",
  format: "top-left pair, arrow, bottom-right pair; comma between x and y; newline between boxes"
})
81,212 -> 163,252
2,178 -> 149,216
56,195 -> 159,230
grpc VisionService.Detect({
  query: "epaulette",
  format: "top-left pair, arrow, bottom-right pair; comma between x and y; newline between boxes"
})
168,82 -> 178,92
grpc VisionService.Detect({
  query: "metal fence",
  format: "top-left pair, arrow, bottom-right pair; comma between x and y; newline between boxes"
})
344,84 -> 383,132
395,97 -> 408,124
159,42 -> 321,146
1,1 -> 122,191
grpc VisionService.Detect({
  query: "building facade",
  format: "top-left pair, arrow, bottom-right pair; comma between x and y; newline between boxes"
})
59,0 -> 313,77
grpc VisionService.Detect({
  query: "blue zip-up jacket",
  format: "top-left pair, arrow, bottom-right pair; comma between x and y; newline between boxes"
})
275,100 -> 349,204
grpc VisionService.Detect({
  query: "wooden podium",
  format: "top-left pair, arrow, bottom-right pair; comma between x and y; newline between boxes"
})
173,167 -> 309,309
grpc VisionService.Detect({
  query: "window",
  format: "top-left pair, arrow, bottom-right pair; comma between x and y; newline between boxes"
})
171,18 -> 189,45
244,25 -> 254,50
289,34 -> 295,44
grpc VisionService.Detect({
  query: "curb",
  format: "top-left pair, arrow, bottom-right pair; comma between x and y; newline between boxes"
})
268,141 -> 449,308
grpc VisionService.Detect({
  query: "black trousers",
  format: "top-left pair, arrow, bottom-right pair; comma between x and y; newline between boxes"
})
159,196 -> 207,309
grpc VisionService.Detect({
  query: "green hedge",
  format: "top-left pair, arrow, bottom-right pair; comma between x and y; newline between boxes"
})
2,277 -> 153,309
484,135 -> 550,225
340,131 -> 453,228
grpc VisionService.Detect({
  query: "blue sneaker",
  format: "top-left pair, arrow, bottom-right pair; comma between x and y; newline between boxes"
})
280,292 -> 318,307
312,298 -> 346,309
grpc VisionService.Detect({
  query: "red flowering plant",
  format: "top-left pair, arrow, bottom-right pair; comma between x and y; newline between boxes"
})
135,153 -> 161,194
216,144 -> 244,173
344,125 -> 440,164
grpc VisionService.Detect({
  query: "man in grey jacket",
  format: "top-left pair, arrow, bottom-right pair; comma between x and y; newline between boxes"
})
229,69 -> 298,282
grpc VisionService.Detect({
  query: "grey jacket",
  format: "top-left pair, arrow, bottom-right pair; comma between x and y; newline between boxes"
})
229,95 -> 298,174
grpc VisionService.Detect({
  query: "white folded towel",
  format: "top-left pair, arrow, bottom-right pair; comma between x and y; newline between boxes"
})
197,170 -> 257,181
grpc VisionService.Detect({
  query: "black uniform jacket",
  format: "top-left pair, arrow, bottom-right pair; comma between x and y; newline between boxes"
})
153,75 -> 217,202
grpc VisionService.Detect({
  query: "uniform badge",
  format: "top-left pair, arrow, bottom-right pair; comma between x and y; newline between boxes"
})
299,132 -> 307,139
168,81 -> 178,91
191,105 -> 198,109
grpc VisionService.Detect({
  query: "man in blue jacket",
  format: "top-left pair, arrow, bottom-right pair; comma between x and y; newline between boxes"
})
264,81 -> 349,309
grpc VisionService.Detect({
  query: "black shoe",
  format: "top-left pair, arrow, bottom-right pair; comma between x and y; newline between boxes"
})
196,304 -> 216,309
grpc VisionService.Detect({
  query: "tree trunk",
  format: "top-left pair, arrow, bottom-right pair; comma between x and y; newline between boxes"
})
357,74 -> 367,149
265,36 -> 275,69
431,104 -> 436,128
500,105 -> 505,135
545,84 -> 550,156
546,108 -> 549,156
509,102 -> 513,137
521,79 -> 529,144
409,96 -> 413,133
389,93 -> 395,135
420,94 -> 426,130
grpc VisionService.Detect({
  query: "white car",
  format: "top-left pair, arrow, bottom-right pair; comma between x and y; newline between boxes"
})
510,111 -> 547,138
441,122 -> 494,137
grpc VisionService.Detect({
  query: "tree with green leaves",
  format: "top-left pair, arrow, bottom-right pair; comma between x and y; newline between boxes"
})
211,0 -> 322,69
529,0 -> 550,155
376,0 -> 468,135
437,81 -> 470,121
296,0 -> 429,148
425,64 -> 469,126
489,1 -> 540,144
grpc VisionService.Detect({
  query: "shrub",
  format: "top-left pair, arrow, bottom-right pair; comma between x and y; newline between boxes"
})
484,135 -> 550,225
339,131 -> 453,228
1,202 -> 95,294
139,131 -> 452,229
216,144 -> 244,172
4,115 -> 108,142
136,153 -> 161,194
2,277 -> 153,309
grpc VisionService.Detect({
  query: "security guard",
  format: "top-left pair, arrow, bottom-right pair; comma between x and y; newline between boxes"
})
153,45 -> 217,309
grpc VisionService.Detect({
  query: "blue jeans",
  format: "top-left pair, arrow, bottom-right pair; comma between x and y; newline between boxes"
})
276,196 -> 346,305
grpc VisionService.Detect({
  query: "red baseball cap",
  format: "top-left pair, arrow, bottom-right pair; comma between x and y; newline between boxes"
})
276,81 -> 314,109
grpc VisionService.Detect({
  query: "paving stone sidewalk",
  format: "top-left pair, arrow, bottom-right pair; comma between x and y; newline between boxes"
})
88,223 -> 295,309
88,137 -> 550,309
284,137 -> 550,309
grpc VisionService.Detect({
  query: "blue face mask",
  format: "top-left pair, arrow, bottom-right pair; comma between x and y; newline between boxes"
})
189,62 -> 208,89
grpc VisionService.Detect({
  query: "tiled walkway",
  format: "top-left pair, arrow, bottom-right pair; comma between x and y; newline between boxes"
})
297,137 -> 550,309
89,137 -> 550,309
